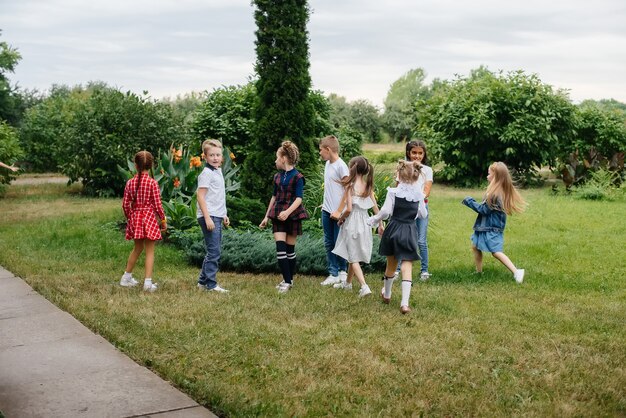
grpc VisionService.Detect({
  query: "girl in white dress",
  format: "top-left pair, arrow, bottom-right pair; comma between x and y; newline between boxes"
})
331,156 -> 383,297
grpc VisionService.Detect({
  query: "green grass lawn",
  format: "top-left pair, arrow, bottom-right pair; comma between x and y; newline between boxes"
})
1,182 -> 625,417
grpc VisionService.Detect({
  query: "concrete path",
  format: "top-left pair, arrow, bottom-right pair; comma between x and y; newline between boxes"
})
0,266 -> 217,418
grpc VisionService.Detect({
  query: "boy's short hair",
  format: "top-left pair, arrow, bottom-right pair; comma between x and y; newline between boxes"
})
319,135 -> 340,153
202,139 -> 222,154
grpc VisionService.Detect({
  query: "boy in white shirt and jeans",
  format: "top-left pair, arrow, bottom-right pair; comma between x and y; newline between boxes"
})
318,135 -> 349,286
196,139 -> 229,293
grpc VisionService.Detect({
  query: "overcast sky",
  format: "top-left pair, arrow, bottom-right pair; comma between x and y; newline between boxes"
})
2,0 -> 625,108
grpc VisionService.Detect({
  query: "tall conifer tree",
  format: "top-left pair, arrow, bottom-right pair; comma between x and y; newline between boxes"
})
243,0 -> 318,198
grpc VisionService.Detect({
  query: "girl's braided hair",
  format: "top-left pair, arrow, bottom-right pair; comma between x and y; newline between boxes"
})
278,140 -> 300,166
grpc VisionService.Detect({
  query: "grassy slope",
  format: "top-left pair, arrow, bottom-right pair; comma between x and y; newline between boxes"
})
0,182 -> 624,417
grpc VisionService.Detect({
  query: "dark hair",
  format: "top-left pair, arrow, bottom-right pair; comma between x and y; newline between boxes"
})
133,150 -> 154,204
278,140 -> 300,166
339,156 -> 374,197
405,140 -> 429,166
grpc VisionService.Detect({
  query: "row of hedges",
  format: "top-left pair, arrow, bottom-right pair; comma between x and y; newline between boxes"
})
169,227 -> 387,275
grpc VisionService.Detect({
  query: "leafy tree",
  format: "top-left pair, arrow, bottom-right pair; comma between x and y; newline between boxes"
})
327,93 -> 351,129
192,83 -> 256,164
382,68 -> 432,142
59,83 -> 186,196
19,84 -> 85,171
558,102 -> 626,186
0,31 -> 23,126
417,68 -> 576,185
161,91 -> 205,123
243,0 -> 319,198
347,99 -> 381,142
0,120 -> 23,189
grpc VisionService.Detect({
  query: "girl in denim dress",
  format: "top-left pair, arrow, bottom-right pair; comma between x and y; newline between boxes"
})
462,162 -> 526,283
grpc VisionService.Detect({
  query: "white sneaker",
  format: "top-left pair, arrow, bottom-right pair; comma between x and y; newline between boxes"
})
359,285 -> 372,297
143,282 -> 158,292
209,285 -> 229,293
320,275 -> 341,286
333,281 -> 352,290
514,269 -> 525,284
120,276 -> 138,287
419,272 -> 431,282
277,282 -> 292,293
275,280 -> 295,289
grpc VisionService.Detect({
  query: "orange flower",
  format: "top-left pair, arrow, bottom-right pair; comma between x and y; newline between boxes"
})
173,177 -> 180,188
229,152 -> 236,161
190,156 -> 202,168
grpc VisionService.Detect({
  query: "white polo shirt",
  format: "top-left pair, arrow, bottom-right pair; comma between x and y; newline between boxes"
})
196,165 -> 227,218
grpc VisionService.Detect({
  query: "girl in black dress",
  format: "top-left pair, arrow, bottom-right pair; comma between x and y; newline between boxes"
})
368,160 -> 426,314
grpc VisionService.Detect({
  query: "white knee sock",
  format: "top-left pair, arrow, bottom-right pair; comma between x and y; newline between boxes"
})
383,276 -> 395,298
401,280 -> 412,307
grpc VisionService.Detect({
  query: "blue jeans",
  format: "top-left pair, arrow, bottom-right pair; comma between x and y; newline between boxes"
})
416,214 -> 429,273
322,210 -> 346,276
198,216 -> 222,289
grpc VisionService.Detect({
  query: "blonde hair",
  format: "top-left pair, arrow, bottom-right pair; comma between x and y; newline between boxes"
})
486,162 -> 526,215
396,160 -> 421,184
202,139 -> 222,155
319,135 -> 340,153
278,140 -> 300,165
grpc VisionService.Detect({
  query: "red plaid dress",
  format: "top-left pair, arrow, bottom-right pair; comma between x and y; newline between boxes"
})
122,174 -> 166,241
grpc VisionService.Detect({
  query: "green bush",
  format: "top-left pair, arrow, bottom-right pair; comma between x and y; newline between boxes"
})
59,84 -> 187,197
575,168 -> 623,201
557,103 -> 626,187
366,151 -> 400,164
0,121 -> 23,188
191,84 -> 255,165
18,84 -> 83,172
226,195 -> 266,228
417,68 -> 576,185
169,228 -> 387,275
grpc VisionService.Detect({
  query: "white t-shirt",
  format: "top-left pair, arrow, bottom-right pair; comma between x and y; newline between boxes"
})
322,158 -> 349,213
196,166 -> 227,218
417,165 -> 433,194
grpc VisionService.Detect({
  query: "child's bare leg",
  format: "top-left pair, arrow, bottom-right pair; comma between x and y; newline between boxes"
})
351,262 -> 366,286
385,255 -> 398,278
400,260 -> 413,312
144,240 -> 156,278
382,256 -> 397,302
400,259 -> 412,281
125,239 -> 145,273
346,264 -> 354,284
472,246 -> 483,272
492,252 -> 516,274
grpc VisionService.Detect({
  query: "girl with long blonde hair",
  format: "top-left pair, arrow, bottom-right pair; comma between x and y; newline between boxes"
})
462,162 -> 527,283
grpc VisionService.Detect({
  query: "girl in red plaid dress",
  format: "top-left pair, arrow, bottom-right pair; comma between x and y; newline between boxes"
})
259,141 -> 309,293
120,151 -> 167,292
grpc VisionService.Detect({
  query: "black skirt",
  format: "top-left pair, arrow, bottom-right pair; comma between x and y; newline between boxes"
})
378,218 -> 420,261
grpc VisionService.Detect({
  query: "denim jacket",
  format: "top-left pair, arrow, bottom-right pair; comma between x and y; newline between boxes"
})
462,196 -> 506,232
